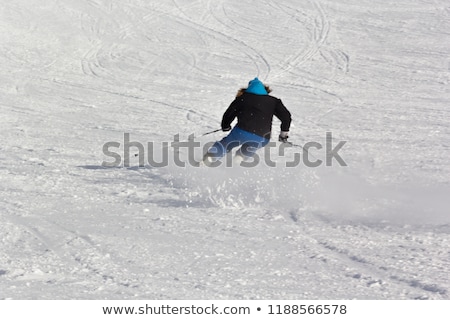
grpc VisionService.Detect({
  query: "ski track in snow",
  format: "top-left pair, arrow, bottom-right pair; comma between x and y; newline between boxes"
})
1,0 -> 449,299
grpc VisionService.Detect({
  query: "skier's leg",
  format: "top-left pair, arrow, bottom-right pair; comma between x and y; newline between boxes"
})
202,129 -> 240,165
236,142 -> 259,159
235,137 -> 269,165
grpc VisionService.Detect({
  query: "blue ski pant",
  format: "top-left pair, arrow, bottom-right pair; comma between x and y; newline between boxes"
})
207,127 -> 270,158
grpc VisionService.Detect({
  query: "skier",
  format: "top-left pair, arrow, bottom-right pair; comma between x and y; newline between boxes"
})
202,77 -> 292,166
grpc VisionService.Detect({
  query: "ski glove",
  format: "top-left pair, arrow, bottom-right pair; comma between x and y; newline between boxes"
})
279,131 -> 289,143
222,126 -> 232,132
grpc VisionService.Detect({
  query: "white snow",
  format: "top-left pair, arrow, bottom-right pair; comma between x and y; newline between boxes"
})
1,0 -> 449,300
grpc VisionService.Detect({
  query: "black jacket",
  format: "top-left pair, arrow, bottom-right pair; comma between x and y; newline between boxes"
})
221,92 -> 292,139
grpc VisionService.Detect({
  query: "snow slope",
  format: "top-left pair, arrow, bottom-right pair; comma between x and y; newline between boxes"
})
1,0 -> 449,299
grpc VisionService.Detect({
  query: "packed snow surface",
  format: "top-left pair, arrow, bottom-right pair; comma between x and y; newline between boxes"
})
1,0 -> 449,299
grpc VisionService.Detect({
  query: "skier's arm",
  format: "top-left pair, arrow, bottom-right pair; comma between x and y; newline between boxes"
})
274,100 -> 292,132
221,99 -> 239,130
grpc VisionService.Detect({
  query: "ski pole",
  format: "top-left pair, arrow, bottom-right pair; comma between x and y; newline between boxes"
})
286,141 -> 302,148
200,128 -> 222,136
284,141 -> 320,162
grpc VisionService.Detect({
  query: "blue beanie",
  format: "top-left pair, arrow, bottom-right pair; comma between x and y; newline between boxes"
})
246,77 -> 267,95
